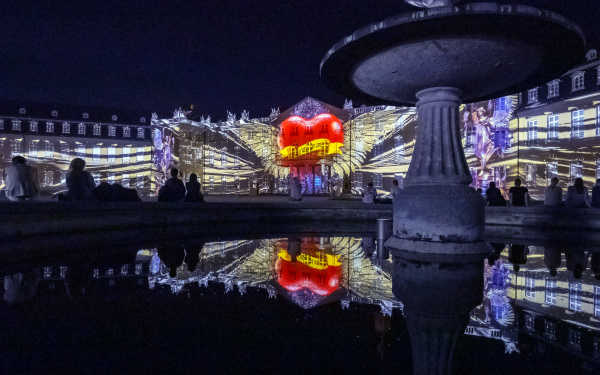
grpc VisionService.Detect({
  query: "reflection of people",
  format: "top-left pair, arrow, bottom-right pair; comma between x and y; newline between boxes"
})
64,158 -> 96,201
158,168 -> 186,202
157,245 -> 185,278
185,173 -> 204,202
544,177 -> 563,207
508,244 -> 528,272
4,156 -> 39,201
362,182 -> 377,204
565,249 -> 588,279
544,246 -> 562,276
509,179 -> 528,207
591,253 -> 600,280
566,178 -> 591,208
289,177 -> 302,202
485,182 -> 505,206
184,243 -> 203,272
592,179 -> 600,208
487,242 -> 506,266
362,237 -> 375,257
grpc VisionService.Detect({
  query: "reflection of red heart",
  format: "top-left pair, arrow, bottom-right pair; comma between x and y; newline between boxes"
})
276,257 -> 341,296
278,113 -> 343,158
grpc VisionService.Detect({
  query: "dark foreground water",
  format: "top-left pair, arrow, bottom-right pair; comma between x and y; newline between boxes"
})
1,235 -> 599,374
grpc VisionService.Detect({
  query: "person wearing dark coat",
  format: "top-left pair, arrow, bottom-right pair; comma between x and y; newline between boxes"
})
485,181 -> 506,206
158,168 -> 186,202
185,173 -> 204,202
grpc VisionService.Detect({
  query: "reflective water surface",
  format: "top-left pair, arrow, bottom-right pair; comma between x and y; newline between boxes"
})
2,235 -> 600,373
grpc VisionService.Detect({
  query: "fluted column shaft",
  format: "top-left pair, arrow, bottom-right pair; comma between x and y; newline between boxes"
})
406,87 -> 471,189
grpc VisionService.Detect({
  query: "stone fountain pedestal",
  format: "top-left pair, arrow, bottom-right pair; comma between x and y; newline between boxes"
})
321,2 -> 585,374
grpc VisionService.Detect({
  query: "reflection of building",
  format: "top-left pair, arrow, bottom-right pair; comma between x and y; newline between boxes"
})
0,103 -> 152,195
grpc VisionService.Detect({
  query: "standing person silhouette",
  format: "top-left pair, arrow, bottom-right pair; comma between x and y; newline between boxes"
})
509,178 -> 529,206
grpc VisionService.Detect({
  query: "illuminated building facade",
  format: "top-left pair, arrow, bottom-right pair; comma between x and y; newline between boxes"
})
0,103 -> 153,196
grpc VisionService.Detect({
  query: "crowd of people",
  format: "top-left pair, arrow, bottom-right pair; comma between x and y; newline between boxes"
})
483,177 -> 600,208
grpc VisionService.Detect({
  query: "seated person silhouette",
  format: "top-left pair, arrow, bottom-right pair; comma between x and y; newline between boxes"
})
288,177 -> 303,202
362,182 -> 377,204
185,173 -> 204,202
158,168 -> 186,202
4,156 -> 39,201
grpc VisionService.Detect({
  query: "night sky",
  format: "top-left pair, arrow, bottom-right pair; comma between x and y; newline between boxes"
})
1,0 -> 599,121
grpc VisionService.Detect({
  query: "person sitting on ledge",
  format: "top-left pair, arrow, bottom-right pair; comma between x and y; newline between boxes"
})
565,177 -> 591,208
185,173 -> 204,202
158,168 -> 186,202
4,156 -> 39,202
485,181 -> 506,206
362,182 -> 377,204
62,157 -> 96,201
288,177 -> 302,202
592,179 -> 600,208
508,178 -> 528,207
390,179 -> 401,199
544,177 -> 563,207
93,182 -> 142,202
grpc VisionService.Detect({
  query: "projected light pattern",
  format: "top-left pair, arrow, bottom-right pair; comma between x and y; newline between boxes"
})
278,113 -> 344,160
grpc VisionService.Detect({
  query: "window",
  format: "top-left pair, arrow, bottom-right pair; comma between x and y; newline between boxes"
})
209,176 -> 214,189
374,136 -> 383,158
29,120 -> 38,132
92,146 -> 101,162
11,139 -> 21,156
572,72 -> 585,91
82,112 -> 89,119
547,80 -> 560,98
395,135 -> 405,162
572,110 -> 584,138
61,171 -> 66,187
0,119 -> 4,130
19,107 -> 26,115
547,115 -> 559,140
569,329 -> 582,350
527,119 -> 538,140
137,147 -> 144,162
108,146 -> 116,163
262,147 -> 268,158
108,126 -> 116,137
221,176 -> 227,189
595,286 -> 600,317
136,174 -> 144,189
45,141 -> 54,159
27,141 -> 37,158
122,147 -> 130,163
62,122 -> 70,134
352,172 -> 363,190
234,175 -> 240,189
545,279 -> 557,304
137,127 -> 144,139
140,117 -> 146,124
44,170 -> 53,187
597,66 -> 600,85
111,115 -> 118,121
547,162 -> 558,186
569,282 -> 582,311
221,147 -> 228,167
209,150 -> 215,166
525,276 -> 535,298
527,164 -> 537,186
108,172 -> 115,184
12,120 -> 21,131
395,116 -> 405,132
122,174 -> 130,188
234,146 -> 240,166
93,124 -> 101,136
51,110 -> 58,117
596,107 -> 600,136
92,172 -> 100,186
123,127 -> 131,137
78,123 -> 86,135
76,144 -> 85,158
597,158 -> 600,180
544,321 -> 556,340
374,173 -> 383,189
46,122 -> 54,133
570,161 -> 583,184
60,143 -> 69,160
528,88 -> 538,104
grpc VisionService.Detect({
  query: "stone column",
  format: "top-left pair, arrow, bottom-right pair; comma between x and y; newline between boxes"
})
386,87 -> 486,258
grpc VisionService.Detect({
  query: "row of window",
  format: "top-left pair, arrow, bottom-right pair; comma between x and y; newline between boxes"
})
524,278 -> 600,316
2,140 -> 147,163
0,119 -> 145,138
527,107 -> 600,141
522,312 -> 597,353
35,171 -> 146,189
15,108 -> 146,124
527,66 -> 600,104
205,175 -> 241,190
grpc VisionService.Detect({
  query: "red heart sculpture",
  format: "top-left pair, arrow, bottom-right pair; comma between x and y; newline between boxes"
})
278,113 -> 344,159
